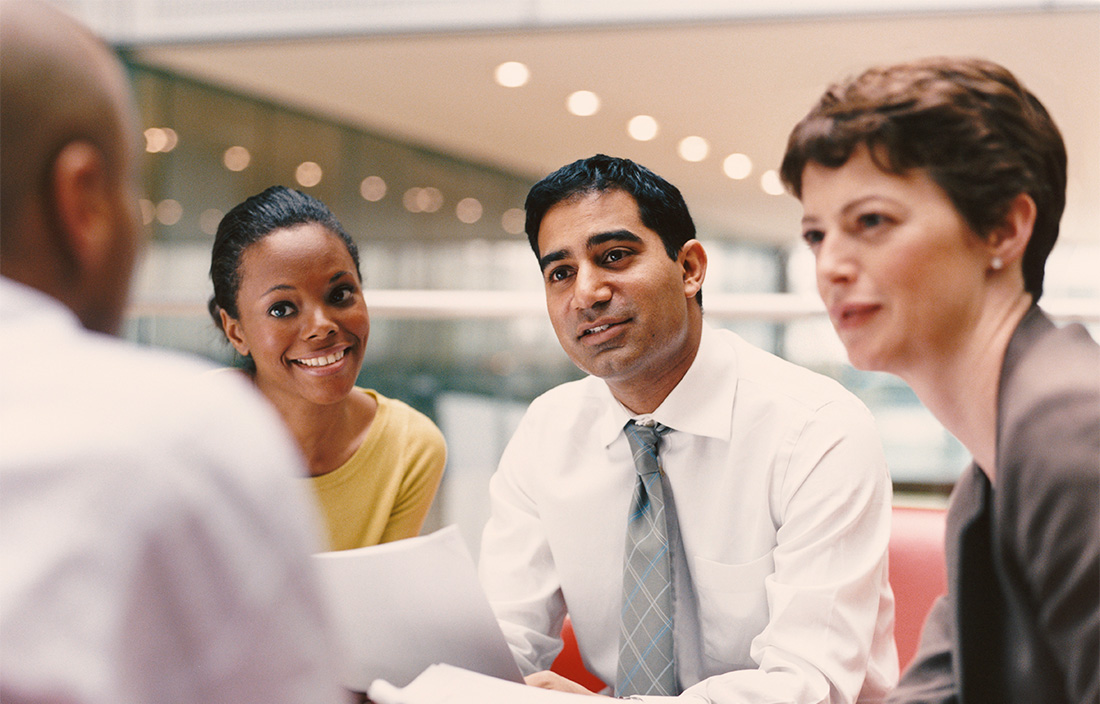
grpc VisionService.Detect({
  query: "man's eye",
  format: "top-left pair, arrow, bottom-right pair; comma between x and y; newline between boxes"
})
268,302 -> 295,318
603,248 -> 629,264
547,267 -> 572,283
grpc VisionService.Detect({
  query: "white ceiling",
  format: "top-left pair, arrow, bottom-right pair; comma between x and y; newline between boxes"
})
135,9 -> 1098,247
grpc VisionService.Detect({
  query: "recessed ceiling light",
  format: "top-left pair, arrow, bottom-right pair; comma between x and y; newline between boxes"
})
761,169 -> 785,196
678,136 -> 709,162
456,198 -> 483,224
567,90 -> 600,116
295,161 -> 323,188
360,175 -> 387,202
155,199 -> 182,226
723,153 -> 752,180
495,61 -> 529,88
144,127 -> 177,153
627,115 -> 659,141
223,146 -> 251,172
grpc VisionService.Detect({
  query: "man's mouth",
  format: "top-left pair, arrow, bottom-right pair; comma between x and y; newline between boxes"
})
294,349 -> 346,368
581,323 -> 613,337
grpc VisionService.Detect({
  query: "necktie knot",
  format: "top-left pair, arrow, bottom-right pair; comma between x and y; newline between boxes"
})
625,420 -> 670,476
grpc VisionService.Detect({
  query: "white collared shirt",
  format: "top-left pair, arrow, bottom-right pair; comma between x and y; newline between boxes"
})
0,277 -> 349,703
479,323 -> 897,703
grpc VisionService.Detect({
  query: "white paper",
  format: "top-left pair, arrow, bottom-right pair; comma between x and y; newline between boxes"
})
312,526 -> 523,692
368,664 -> 603,704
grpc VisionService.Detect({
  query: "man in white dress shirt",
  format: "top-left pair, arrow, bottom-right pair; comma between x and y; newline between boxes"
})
479,155 -> 897,702
0,3 -> 348,702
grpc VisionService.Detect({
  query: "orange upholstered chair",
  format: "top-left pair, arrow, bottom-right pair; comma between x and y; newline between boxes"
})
551,505 -> 948,687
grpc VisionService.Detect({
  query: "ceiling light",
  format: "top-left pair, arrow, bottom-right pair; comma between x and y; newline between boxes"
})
155,199 -> 182,226
760,169 -> 785,196
495,61 -> 529,88
144,127 -> 178,153
627,115 -> 659,141
360,175 -> 387,202
223,146 -> 251,172
161,128 -> 178,152
456,198 -> 483,224
723,153 -> 752,180
403,187 -> 444,214
419,187 -> 444,213
678,136 -> 709,162
567,90 -> 600,117
296,161 -> 322,187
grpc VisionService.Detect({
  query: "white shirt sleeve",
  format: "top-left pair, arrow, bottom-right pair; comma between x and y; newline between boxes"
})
478,409 -> 569,675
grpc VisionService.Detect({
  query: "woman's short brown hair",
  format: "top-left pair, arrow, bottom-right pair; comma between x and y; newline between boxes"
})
780,57 -> 1066,301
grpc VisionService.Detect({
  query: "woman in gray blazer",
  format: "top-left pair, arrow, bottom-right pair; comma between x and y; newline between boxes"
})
780,57 -> 1098,703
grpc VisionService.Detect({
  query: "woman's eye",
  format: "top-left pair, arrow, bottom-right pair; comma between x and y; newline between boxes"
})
857,213 -> 887,229
330,285 -> 355,304
802,229 -> 825,247
268,302 -> 296,318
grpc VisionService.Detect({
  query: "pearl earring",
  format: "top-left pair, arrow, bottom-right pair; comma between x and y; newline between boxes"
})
991,256 -> 1004,271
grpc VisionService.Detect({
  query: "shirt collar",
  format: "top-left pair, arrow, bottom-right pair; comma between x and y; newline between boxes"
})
594,322 -> 738,447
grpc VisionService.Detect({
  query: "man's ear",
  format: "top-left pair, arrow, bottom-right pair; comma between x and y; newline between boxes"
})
50,140 -> 115,278
679,239 -> 707,300
220,308 -> 251,358
988,192 -> 1036,271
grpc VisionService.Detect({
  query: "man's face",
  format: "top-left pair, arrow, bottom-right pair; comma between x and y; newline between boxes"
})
536,189 -> 703,400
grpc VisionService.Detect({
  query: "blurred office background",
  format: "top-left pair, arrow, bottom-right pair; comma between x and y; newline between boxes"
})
62,0 -> 1099,551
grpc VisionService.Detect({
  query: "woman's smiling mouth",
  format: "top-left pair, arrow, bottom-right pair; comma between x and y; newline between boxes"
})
293,348 -> 346,368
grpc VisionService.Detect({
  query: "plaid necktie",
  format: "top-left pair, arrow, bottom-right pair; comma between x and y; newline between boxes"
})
617,420 -> 677,696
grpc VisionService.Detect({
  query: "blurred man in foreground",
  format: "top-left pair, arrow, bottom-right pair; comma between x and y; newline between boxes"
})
0,2 -> 348,701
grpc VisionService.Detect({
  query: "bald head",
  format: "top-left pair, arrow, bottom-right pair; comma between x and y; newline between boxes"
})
1,0 -> 143,333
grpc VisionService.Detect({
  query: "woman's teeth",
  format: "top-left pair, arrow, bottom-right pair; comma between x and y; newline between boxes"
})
296,349 -> 345,367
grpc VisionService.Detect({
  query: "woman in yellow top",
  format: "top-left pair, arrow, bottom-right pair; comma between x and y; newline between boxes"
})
208,185 -> 445,550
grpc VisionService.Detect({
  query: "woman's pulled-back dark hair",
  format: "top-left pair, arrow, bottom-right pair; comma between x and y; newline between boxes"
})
780,56 -> 1066,301
208,185 -> 360,331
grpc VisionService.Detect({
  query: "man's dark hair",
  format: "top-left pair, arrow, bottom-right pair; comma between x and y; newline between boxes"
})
524,154 -> 700,304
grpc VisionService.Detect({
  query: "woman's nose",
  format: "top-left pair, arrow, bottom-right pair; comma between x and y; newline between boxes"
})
303,305 -> 338,339
816,232 -> 857,285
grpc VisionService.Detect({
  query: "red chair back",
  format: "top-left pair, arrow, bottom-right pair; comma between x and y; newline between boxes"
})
888,505 -> 947,669
551,616 -> 606,692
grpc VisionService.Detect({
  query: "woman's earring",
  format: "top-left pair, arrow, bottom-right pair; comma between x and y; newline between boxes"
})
990,256 -> 1004,271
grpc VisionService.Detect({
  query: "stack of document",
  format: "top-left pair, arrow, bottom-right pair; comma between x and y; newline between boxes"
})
368,664 -> 602,704
311,526 -> 524,693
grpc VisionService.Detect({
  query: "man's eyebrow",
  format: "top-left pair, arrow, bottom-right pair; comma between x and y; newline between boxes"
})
589,230 -> 643,248
538,230 -> 643,272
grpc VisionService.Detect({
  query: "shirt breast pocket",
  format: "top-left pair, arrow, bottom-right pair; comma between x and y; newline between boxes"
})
691,551 -> 774,666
